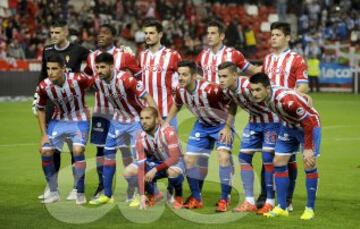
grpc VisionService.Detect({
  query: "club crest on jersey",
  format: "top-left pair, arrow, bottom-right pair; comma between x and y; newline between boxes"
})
136,82 -> 144,91
65,55 -> 70,63
296,107 -> 305,116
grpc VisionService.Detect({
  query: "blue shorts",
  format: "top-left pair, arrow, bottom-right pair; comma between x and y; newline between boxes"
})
104,120 -> 142,153
90,116 -> 112,146
240,122 -> 280,153
143,158 -> 185,180
45,120 -> 89,151
186,120 -> 233,157
275,125 -> 321,157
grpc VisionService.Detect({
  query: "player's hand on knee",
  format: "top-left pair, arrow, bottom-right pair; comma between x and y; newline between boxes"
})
219,126 -> 233,144
303,149 -> 315,168
145,168 -> 157,182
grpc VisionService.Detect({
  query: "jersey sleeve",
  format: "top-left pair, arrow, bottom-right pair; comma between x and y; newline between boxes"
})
293,55 -> 309,85
232,49 -> 250,72
122,52 -> 142,78
125,74 -> 147,98
195,51 -> 203,66
77,73 -> 95,89
39,48 -> 48,83
156,127 -> 181,171
281,94 -> 318,149
35,84 -> 48,109
83,53 -> 94,76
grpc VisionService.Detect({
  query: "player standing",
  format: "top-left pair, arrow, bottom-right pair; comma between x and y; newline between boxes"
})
258,22 -> 310,210
85,24 -> 141,200
35,20 -> 89,201
35,53 -> 93,204
218,62 -> 280,214
88,53 -> 157,205
249,73 -> 320,220
139,19 -> 181,128
165,60 -> 235,212
195,20 -> 261,194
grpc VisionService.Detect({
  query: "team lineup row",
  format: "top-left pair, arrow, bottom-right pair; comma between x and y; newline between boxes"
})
34,19 -> 320,221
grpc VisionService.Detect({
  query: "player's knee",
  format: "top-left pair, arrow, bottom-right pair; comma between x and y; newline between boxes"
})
40,149 -> 54,156
167,168 -> 181,178
72,146 -> 85,156
273,155 -> 289,167
124,164 -> 138,177
184,155 -> 198,168
303,159 -> 317,170
217,149 -> 231,166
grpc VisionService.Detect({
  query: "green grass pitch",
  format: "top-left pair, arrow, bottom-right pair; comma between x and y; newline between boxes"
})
0,93 -> 359,228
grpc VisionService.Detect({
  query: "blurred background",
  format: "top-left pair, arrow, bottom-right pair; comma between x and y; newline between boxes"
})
0,0 -> 359,97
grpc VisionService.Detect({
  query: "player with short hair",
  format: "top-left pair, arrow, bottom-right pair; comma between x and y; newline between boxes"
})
196,20 -> 261,84
139,19 -> 181,128
218,62 -> 280,214
249,73 -> 320,220
165,60 -> 236,212
35,19 -> 90,201
123,107 -> 185,209
195,20 -> 261,195
257,22 -> 310,209
35,53 -> 93,205
85,23 -> 142,201
88,53 -> 157,205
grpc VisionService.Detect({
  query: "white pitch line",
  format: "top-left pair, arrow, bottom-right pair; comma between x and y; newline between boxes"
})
0,143 -> 37,147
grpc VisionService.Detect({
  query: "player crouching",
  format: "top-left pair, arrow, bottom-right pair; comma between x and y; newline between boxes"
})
124,107 -> 184,209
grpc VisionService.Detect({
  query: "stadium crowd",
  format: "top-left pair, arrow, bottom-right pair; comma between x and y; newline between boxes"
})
0,0 -> 359,61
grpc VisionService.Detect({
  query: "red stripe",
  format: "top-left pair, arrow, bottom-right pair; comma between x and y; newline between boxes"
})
275,171 -> 289,178
68,79 -> 82,121
264,164 -> 274,172
42,161 -> 53,167
74,161 -> 86,169
203,51 -> 210,81
240,164 -> 253,171
104,160 -> 116,167
211,54 -> 217,82
306,172 -> 319,179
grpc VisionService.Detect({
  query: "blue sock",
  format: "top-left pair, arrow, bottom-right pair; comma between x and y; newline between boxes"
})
125,175 -> 138,199
96,147 -> 104,188
186,167 -> 201,200
305,168 -> 319,209
71,153 -> 77,188
262,152 -> 275,199
146,181 -> 155,195
197,157 -> 209,191
41,155 -> 57,192
73,154 -> 86,193
287,154 -> 297,202
168,174 -> 184,197
274,166 -> 289,210
239,153 -> 254,198
103,149 -> 116,197
219,165 -> 232,200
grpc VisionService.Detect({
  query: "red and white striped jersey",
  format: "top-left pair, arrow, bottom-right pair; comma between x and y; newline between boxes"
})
226,77 -> 279,123
266,86 -> 320,149
262,49 -> 308,89
136,125 -> 182,195
196,45 -> 250,83
136,125 -> 182,170
174,80 -> 230,126
139,46 -> 182,117
93,70 -> 146,123
36,73 -> 93,121
86,46 -> 141,114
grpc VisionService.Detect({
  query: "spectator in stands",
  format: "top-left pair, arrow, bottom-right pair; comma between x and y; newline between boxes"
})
7,39 -> 25,59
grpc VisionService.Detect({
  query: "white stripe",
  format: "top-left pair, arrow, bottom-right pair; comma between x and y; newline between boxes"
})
276,53 -> 287,86
72,79 -> 87,120
63,80 -> 77,120
160,51 -> 171,115
284,54 -> 295,88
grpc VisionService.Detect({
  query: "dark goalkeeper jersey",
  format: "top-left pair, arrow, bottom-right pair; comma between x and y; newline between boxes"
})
39,42 -> 89,82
